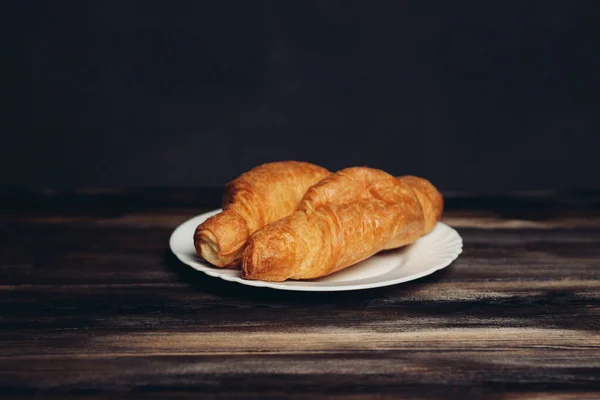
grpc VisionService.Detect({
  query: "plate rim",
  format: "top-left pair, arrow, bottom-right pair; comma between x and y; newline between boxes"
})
169,210 -> 463,292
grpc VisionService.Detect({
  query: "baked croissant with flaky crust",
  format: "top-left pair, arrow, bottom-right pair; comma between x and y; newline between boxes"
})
241,167 -> 443,281
194,161 -> 330,267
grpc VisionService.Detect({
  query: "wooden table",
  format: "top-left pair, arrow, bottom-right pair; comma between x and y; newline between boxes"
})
1,188 -> 599,399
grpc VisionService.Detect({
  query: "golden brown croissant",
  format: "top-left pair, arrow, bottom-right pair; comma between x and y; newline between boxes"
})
194,161 -> 330,267
241,167 -> 443,281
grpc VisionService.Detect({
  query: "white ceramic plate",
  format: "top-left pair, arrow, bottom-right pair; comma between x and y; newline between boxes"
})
170,210 -> 463,292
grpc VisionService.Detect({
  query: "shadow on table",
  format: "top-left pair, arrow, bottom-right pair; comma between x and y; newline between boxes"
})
162,248 -> 453,304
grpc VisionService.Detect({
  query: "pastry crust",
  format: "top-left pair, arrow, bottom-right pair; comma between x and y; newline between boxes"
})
397,175 -> 444,235
194,161 -> 330,267
242,167 -> 443,281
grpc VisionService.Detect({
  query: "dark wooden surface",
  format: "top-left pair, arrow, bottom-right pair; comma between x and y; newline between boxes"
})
1,188 -> 599,399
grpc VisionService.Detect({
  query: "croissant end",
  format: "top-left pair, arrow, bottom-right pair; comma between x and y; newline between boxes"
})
194,209 -> 250,267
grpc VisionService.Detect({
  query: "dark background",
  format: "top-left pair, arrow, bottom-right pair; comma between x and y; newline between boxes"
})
5,1 -> 600,191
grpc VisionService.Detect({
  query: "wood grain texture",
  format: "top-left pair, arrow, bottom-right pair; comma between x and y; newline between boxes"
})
1,188 -> 599,399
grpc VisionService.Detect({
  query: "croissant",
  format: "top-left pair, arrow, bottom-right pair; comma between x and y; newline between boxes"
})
241,167 -> 443,281
194,161 -> 330,267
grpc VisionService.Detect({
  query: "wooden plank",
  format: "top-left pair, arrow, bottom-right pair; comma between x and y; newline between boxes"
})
1,352 -> 599,396
1,280 -> 598,333
1,327 -> 599,356
2,392 -> 600,400
1,224 -> 599,285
